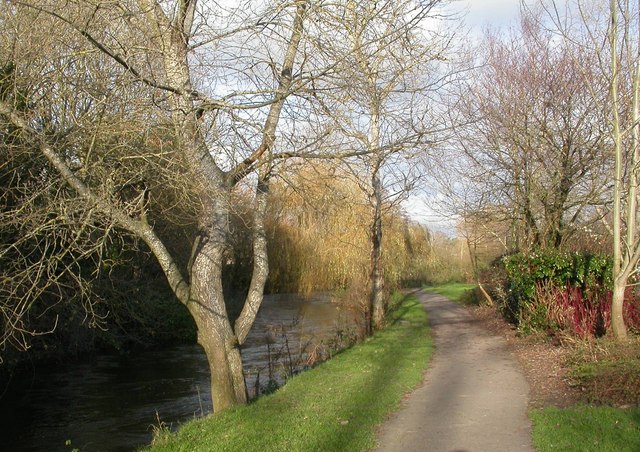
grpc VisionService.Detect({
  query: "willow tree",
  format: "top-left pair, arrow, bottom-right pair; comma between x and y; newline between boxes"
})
1,0 -> 308,412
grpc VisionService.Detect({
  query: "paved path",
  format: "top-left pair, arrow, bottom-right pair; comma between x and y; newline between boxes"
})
374,291 -> 533,452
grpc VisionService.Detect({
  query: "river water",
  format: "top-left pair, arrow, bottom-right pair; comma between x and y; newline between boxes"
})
0,293 -> 359,452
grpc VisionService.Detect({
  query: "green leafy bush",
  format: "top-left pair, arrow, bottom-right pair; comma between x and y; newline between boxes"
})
495,251 -> 614,334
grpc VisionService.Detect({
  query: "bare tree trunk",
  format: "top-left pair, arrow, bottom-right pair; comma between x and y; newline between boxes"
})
368,92 -> 385,332
609,0 -> 629,341
187,195 -> 250,408
370,166 -> 385,333
611,278 -> 628,340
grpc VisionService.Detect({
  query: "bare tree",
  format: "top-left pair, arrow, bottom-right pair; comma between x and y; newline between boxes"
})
307,0 -> 455,332
0,0 -> 309,411
451,9 -> 610,252
605,0 -> 639,340
541,0 -> 639,339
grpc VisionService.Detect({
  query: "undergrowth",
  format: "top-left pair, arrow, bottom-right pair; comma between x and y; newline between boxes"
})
567,337 -> 640,406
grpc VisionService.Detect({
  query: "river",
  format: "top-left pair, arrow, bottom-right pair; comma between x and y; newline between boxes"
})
0,293 -> 360,452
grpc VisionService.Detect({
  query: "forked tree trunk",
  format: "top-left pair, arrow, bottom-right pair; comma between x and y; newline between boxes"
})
157,0 -> 306,411
188,227 -> 249,409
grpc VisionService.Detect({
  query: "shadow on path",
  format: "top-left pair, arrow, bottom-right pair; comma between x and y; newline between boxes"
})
374,291 -> 533,452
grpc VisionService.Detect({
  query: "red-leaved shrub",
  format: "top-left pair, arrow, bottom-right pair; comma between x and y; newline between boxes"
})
542,283 -> 640,338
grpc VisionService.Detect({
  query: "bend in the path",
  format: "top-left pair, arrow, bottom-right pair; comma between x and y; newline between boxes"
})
374,291 -> 533,452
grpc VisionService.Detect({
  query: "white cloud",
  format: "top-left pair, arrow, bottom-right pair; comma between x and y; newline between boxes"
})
402,194 -> 457,235
462,0 -> 522,30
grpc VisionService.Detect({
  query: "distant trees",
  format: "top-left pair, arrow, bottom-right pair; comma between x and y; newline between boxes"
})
451,11 -> 609,252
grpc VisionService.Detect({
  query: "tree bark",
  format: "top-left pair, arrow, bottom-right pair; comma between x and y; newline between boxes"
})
370,166 -> 385,332
611,278 -> 628,341
609,0 -> 629,341
368,100 -> 385,333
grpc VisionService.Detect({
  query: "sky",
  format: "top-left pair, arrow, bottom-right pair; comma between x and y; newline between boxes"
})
463,0 -> 524,30
403,0 -> 526,233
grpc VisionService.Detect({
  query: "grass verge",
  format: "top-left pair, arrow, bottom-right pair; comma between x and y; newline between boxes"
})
530,329 -> 640,450
148,293 -> 432,452
531,406 -> 640,451
423,283 -> 476,303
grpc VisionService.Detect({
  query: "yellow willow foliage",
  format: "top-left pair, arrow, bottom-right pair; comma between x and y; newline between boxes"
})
382,214 -> 434,288
264,163 -> 433,294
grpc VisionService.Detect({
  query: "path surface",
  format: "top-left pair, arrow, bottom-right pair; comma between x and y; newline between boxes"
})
374,291 -> 533,452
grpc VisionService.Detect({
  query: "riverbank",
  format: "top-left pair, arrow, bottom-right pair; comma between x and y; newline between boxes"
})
147,292 -> 432,451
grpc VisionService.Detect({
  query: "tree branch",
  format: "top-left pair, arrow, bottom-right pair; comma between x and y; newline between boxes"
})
0,99 -> 191,306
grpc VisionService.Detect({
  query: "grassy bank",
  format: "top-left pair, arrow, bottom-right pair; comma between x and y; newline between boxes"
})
149,293 -> 432,452
423,283 -> 476,302
531,406 -> 640,451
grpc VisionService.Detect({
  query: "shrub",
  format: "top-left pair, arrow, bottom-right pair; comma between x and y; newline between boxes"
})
489,251 -> 640,337
458,286 -> 485,306
502,251 -> 612,304
540,282 -> 609,338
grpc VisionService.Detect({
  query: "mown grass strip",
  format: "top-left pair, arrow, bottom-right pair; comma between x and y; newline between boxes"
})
531,406 -> 640,452
148,293 -> 432,452
424,283 -> 476,302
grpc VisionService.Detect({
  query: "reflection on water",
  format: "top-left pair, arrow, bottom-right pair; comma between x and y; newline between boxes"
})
0,293 -> 358,452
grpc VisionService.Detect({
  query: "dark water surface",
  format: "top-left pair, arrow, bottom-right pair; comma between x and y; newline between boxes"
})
0,293 -> 357,451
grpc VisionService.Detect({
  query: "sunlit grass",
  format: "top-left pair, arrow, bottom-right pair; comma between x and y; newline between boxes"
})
148,293 -> 432,452
531,406 -> 640,452
423,282 -> 476,302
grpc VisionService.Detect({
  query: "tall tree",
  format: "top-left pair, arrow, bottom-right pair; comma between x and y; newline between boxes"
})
605,0 -> 639,340
310,0 -> 454,332
450,10 -> 610,252
0,0 -> 308,411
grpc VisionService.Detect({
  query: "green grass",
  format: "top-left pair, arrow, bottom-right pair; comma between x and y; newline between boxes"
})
531,406 -> 640,451
531,338 -> 640,450
423,283 -> 476,302
148,293 -> 432,452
